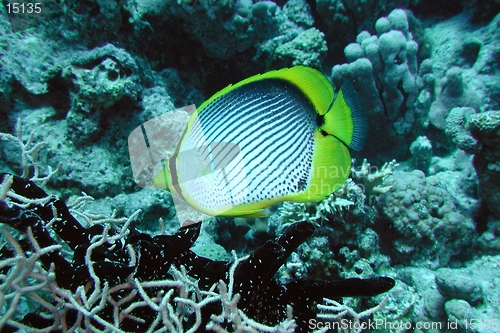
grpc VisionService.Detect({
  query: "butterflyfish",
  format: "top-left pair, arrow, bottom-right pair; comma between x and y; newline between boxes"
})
153,66 -> 367,217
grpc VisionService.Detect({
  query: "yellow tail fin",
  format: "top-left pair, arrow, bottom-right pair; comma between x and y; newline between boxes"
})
321,82 -> 367,151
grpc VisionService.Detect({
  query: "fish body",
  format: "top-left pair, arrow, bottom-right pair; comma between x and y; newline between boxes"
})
154,66 -> 367,217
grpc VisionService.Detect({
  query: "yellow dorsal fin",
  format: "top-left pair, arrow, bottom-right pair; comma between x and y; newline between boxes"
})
321,82 -> 367,151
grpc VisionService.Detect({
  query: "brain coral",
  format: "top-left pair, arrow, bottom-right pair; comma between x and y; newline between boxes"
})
377,170 -> 475,267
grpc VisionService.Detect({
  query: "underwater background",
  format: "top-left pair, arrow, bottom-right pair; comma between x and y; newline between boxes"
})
1,0 -> 500,332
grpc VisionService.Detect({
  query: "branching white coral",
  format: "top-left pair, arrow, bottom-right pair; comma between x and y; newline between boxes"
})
278,179 -> 361,225
278,159 -> 398,225
0,118 -> 61,186
0,123 -> 297,332
0,227 -> 61,330
207,251 -> 296,333
352,159 -> 399,195
0,215 -> 296,332
314,296 -> 388,333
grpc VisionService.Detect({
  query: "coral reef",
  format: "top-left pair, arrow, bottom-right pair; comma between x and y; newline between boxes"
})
424,12 -> 499,113
377,170 -> 475,266
328,8 -> 499,164
331,9 -> 419,123
330,9 -> 423,161
423,11 -> 500,162
254,0 -> 327,69
276,158 -> 398,229
446,108 -> 500,220
271,27 -> 327,68
275,160 -> 398,283
0,173 -> 394,332
2,1 -> 500,332
127,0 -> 280,60
446,107 -> 500,254
463,111 -> 500,219
315,0 -> 426,63
445,107 -> 481,153
351,158 -> 399,195
428,66 -> 481,130
409,135 -> 432,174
394,256 -> 500,331
1,32 -> 66,95
60,44 -> 141,143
